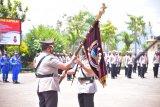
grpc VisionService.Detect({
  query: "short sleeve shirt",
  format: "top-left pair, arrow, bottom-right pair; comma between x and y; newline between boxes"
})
73,59 -> 97,94
34,51 -> 63,92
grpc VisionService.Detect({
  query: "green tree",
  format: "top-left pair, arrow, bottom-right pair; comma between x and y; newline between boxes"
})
119,31 -> 134,55
126,14 -> 146,55
0,0 -> 28,21
0,0 -> 28,53
25,25 -> 66,61
101,20 -> 117,52
63,10 -> 95,53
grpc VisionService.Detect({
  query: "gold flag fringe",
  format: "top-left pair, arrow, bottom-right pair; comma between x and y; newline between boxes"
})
98,75 -> 108,87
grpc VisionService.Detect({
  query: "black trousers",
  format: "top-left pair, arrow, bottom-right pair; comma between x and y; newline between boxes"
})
117,63 -> 121,74
127,64 -> 132,78
140,64 -> 146,78
125,67 -> 128,77
107,63 -> 110,74
138,66 -> 141,76
111,64 -> 116,78
133,62 -> 137,73
37,91 -> 58,107
153,64 -> 159,78
78,93 -> 94,107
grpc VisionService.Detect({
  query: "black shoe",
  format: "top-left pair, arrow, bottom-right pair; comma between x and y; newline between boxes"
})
111,77 -> 115,79
5,80 -> 9,83
13,81 -> 16,84
15,81 -> 20,84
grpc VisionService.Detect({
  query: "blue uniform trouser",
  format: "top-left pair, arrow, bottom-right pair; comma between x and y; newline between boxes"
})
1,65 -> 10,81
12,66 -> 20,81
2,70 -> 10,81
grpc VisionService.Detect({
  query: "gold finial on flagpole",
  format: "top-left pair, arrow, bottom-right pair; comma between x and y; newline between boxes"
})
96,3 -> 107,21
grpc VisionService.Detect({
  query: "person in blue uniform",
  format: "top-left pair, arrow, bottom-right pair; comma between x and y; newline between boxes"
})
0,52 -> 1,81
0,50 -> 10,82
10,51 -> 22,84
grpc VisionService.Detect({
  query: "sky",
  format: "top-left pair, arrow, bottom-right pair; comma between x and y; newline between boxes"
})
21,0 -> 160,36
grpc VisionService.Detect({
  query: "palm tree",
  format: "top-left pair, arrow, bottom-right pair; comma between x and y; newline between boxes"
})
119,31 -> 134,55
65,10 -> 95,53
126,14 -> 146,55
101,20 -> 117,52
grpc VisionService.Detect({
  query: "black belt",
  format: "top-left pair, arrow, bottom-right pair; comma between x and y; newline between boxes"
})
36,73 -> 53,78
78,77 -> 94,83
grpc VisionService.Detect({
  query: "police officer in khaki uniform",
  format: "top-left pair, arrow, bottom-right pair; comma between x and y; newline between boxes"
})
117,52 -> 122,75
110,50 -> 117,79
124,51 -> 129,77
68,54 -> 97,107
139,52 -> 148,78
106,51 -> 111,74
153,51 -> 160,78
127,52 -> 134,78
34,39 -> 76,107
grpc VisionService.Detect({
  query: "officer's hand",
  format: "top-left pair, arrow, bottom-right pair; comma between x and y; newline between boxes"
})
69,55 -> 77,66
59,73 -> 66,79
71,55 -> 77,61
67,70 -> 75,75
76,58 -> 82,66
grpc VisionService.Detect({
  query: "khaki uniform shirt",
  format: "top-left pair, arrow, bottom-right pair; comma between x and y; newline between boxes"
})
34,51 -> 63,92
140,55 -> 148,65
110,54 -> 117,65
153,55 -> 160,64
73,59 -> 97,94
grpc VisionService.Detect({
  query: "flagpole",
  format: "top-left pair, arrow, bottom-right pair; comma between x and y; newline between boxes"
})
74,3 -> 107,53
59,3 -> 107,84
96,3 -> 107,21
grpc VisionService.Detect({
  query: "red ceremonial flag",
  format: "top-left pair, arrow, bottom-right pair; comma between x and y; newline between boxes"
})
83,21 -> 107,86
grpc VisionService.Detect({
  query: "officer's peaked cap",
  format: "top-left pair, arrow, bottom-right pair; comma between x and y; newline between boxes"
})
40,39 -> 54,45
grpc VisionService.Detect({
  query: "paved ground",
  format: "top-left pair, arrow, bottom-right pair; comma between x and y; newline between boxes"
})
0,70 -> 160,107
